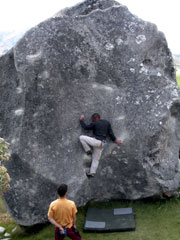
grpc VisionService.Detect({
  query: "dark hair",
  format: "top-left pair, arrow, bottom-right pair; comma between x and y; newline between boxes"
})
57,184 -> 68,197
91,113 -> 100,120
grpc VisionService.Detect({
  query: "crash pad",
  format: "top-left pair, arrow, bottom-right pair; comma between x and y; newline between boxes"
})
83,207 -> 135,232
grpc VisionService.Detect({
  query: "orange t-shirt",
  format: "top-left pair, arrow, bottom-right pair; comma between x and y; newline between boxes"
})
48,198 -> 77,228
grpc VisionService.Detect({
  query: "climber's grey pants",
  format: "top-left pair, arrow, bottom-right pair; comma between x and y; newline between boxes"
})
79,135 -> 103,174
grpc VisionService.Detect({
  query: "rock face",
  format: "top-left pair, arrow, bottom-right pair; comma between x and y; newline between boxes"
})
0,0 -> 180,226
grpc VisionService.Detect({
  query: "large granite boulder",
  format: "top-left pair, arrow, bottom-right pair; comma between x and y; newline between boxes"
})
0,0 -> 180,226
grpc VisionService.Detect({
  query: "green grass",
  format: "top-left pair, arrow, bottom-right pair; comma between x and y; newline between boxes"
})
176,73 -> 180,87
1,197 -> 180,240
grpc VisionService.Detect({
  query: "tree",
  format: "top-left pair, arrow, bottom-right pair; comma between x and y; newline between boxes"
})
0,138 -> 11,195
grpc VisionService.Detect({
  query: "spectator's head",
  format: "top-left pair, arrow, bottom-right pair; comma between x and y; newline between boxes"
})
57,184 -> 68,197
91,113 -> 100,122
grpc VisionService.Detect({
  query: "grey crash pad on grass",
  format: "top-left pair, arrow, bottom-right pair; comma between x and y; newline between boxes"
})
84,207 -> 135,232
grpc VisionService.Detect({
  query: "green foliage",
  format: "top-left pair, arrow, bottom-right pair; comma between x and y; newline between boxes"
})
176,73 -> 180,87
0,138 -> 10,162
0,138 -> 11,195
0,198 -> 8,213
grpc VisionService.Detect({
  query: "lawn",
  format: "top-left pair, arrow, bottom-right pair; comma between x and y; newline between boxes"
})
1,197 -> 180,240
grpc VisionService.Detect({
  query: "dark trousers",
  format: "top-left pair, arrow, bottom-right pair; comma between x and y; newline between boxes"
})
55,226 -> 82,240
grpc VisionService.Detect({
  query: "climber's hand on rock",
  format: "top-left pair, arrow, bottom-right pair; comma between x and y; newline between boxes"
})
80,115 -> 85,120
115,139 -> 122,146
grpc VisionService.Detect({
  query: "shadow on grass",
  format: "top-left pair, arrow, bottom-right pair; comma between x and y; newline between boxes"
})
21,223 -> 51,235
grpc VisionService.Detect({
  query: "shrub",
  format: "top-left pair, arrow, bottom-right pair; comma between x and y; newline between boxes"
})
0,138 -> 11,195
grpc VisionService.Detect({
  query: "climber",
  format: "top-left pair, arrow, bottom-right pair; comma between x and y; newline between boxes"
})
79,113 -> 122,177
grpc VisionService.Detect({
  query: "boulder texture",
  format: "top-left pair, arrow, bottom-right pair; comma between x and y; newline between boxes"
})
0,0 -> 180,226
